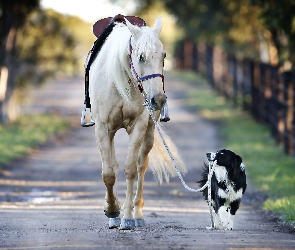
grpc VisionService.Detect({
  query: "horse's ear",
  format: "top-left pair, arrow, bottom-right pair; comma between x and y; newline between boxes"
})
125,18 -> 140,36
153,16 -> 162,37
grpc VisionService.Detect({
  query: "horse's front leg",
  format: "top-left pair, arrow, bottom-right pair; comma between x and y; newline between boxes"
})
133,124 -> 155,227
95,125 -> 120,226
120,121 -> 147,230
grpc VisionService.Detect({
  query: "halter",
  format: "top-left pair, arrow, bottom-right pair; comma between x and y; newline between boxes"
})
128,36 -> 165,94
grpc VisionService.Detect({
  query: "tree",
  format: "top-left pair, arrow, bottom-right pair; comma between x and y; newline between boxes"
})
149,0 -> 265,59
0,4 -> 92,123
0,0 -> 39,124
16,9 -> 80,86
250,0 -> 295,69
114,0 -> 295,68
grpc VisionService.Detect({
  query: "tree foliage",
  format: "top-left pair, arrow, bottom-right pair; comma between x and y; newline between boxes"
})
0,0 -> 40,65
249,0 -> 295,66
114,0 -> 295,68
0,0 -> 40,123
17,9 -> 78,86
0,1 -> 94,123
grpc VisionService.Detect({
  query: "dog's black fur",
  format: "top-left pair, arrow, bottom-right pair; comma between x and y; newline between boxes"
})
198,149 -> 247,230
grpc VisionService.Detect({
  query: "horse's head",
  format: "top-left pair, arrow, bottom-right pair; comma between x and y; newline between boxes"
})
126,17 -> 166,111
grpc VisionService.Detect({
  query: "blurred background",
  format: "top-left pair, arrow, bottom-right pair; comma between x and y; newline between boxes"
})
0,0 -> 295,229
0,0 -> 294,124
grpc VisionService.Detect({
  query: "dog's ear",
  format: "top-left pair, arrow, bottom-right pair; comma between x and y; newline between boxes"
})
232,155 -> 242,173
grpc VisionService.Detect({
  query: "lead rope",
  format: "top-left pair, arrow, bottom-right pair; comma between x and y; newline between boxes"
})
143,96 -> 216,228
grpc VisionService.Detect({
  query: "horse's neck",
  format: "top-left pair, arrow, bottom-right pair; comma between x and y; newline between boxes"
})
99,25 -> 135,103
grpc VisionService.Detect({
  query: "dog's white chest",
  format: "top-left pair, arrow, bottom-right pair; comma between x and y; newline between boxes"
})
214,166 -> 228,183
215,166 -> 243,202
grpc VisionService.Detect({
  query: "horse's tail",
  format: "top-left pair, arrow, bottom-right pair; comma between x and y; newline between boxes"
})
149,124 -> 187,184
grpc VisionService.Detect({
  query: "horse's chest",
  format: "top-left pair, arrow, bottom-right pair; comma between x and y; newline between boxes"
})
121,103 -> 145,131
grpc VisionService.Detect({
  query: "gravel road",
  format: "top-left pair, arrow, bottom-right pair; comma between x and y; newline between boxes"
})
0,75 -> 294,249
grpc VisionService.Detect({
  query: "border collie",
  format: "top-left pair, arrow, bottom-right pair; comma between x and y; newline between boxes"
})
198,149 -> 247,230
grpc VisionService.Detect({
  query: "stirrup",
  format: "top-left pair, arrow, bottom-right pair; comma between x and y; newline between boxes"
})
81,103 -> 95,127
160,101 -> 170,122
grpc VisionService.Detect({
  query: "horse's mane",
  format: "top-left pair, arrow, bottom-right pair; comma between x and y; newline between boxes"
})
96,22 -> 158,103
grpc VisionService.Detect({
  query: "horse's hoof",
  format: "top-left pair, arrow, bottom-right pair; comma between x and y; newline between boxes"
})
119,219 -> 135,230
104,209 -> 120,218
135,218 -> 145,227
109,218 -> 121,229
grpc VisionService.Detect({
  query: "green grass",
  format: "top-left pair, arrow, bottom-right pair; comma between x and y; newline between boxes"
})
169,70 -> 295,228
0,114 -> 69,166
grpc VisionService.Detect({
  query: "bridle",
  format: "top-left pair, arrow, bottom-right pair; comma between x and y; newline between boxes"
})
128,36 -> 165,94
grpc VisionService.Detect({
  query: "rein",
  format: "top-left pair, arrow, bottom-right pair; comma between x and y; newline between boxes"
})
127,36 -> 214,210
143,96 -> 216,228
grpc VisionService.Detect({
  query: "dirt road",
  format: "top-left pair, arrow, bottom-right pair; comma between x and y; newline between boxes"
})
0,76 -> 294,249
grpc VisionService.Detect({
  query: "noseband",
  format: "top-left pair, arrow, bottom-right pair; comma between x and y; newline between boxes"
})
128,37 -> 165,94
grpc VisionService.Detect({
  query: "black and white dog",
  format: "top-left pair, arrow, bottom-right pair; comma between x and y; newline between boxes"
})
198,149 -> 247,230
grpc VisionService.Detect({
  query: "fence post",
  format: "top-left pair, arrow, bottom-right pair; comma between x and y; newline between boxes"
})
259,63 -> 267,123
264,65 -> 272,125
232,56 -> 238,107
223,54 -> 231,100
175,41 -> 184,69
197,44 -> 206,77
269,66 -> 280,143
276,72 -> 285,144
183,40 -> 194,69
192,42 -> 198,72
252,62 -> 260,120
220,50 -> 228,97
293,73 -> 295,156
206,45 -> 214,86
241,60 -> 252,110
282,72 -> 293,154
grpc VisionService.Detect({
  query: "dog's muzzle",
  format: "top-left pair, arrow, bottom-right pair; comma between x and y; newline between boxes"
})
206,152 -> 216,161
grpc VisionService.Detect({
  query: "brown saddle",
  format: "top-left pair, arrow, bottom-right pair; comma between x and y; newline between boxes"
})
93,14 -> 146,38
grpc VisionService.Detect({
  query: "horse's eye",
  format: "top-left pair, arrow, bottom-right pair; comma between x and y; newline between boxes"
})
163,52 -> 166,59
139,54 -> 146,63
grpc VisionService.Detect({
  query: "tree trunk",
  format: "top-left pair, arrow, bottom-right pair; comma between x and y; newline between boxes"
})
0,16 -> 17,124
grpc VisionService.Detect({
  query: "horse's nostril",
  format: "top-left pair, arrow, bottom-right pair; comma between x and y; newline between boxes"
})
150,94 -> 166,110
151,97 -> 156,107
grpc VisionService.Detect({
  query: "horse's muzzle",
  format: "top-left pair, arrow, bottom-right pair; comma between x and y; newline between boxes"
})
150,93 -> 167,111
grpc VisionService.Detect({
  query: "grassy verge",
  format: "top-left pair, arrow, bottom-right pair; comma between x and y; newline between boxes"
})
0,114 -> 69,166
169,70 -> 295,228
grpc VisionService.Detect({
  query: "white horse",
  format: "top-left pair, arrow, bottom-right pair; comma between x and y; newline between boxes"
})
89,16 -> 187,230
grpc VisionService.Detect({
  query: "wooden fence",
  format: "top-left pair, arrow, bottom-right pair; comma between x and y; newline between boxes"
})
175,40 -> 295,156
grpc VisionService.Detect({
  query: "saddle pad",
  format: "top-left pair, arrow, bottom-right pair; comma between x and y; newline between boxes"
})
93,15 -> 146,38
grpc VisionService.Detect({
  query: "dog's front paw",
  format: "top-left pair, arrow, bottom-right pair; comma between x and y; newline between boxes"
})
213,213 -> 224,230
225,214 -> 235,230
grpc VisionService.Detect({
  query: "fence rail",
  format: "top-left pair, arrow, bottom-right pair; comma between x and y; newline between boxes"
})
175,40 -> 295,156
